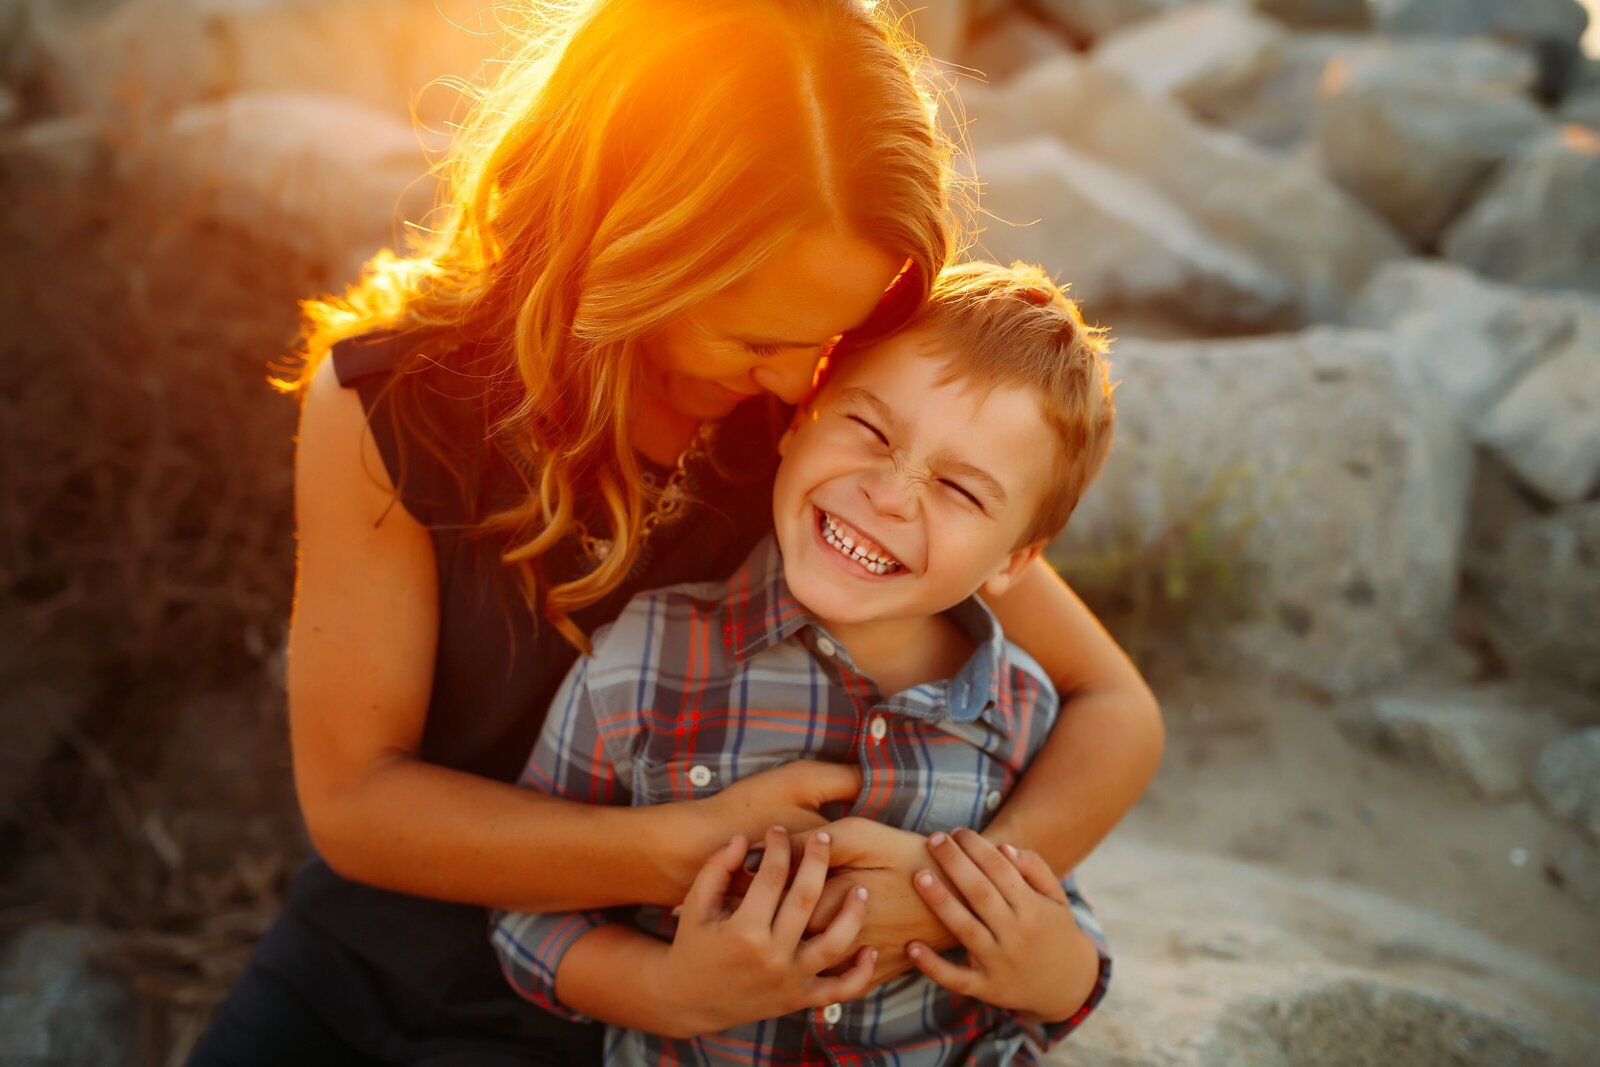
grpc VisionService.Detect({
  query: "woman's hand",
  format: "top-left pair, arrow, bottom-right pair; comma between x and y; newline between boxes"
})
657,826 -> 877,1036
906,828 -> 1102,1022
669,761 -> 860,893
793,818 -> 958,986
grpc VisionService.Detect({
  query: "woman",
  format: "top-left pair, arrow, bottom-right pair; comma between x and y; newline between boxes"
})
189,1 -> 1162,1063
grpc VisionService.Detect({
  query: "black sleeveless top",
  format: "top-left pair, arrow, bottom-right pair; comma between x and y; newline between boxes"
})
270,331 -> 780,1044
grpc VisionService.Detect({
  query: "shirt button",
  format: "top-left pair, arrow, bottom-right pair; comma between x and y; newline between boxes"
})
985,789 -> 1003,812
687,765 -> 713,788
869,716 -> 888,742
815,635 -> 838,658
822,1003 -> 843,1025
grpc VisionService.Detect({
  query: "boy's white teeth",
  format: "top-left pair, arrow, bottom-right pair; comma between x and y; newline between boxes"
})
820,511 -> 904,575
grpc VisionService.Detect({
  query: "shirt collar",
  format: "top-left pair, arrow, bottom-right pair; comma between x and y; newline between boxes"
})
723,535 -> 1009,728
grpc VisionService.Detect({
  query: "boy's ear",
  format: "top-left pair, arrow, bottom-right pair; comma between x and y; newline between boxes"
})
778,407 -> 809,457
981,541 -> 1044,599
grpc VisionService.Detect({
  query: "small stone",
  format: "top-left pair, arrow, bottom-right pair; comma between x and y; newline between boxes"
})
1532,728 -> 1600,844
1338,687 -> 1553,800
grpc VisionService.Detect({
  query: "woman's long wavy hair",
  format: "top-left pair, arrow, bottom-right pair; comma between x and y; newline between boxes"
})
283,0 -> 955,649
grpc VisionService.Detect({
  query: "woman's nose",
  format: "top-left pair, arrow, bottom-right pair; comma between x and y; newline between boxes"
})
750,350 -> 822,405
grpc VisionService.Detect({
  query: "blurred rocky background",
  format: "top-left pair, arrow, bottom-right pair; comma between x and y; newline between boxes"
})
1,0 -> 1597,1064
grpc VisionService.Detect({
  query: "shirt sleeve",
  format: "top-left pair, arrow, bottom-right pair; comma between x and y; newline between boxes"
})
1020,873 -> 1113,1053
490,653 -> 632,1023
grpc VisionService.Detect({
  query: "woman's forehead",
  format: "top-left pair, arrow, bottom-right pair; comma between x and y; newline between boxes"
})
706,228 -> 903,339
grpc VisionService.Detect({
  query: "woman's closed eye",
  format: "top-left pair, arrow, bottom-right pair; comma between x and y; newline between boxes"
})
746,342 -> 785,359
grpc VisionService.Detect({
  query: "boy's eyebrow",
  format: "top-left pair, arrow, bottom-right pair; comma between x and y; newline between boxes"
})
836,386 -> 903,435
940,458 -> 1008,506
839,386 -> 1009,505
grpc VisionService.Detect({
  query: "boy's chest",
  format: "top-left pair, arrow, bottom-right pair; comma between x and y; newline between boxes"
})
620,640 -> 1036,837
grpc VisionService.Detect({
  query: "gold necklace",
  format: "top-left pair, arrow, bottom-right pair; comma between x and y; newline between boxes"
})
576,421 -> 714,564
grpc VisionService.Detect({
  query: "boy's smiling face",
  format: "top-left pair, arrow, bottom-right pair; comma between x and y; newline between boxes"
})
772,327 -> 1056,627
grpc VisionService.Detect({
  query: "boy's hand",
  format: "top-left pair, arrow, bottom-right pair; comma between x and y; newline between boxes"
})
905,828 -> 1101,1022
657,826 -> 879,1034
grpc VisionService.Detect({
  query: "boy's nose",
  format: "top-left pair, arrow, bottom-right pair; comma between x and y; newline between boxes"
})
750,350 -> 821,405
860,466 -> 917,521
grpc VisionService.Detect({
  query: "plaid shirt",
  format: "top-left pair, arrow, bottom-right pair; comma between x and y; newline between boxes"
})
492,535 -> 1111,1066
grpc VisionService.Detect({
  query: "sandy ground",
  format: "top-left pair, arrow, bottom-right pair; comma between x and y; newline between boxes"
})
1058,653 -> 1600,1064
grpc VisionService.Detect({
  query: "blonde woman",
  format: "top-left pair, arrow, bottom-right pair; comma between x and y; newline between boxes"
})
189,1 -> 1163,1063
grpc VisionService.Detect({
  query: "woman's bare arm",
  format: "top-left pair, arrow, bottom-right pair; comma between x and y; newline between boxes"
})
979,556 -> 1165,872
288,358 -> 856,912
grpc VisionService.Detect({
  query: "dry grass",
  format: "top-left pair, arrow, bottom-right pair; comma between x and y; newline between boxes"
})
1,148 -> 330,1063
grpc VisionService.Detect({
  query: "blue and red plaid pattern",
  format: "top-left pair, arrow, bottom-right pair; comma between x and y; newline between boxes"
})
492,535 -> 1111,1065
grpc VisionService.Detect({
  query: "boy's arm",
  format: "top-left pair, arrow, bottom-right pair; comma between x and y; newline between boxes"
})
979,556 -> 1164,872
491,653 -> 635,1019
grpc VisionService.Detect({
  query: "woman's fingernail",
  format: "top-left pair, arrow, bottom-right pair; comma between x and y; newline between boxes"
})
908,944 -> 922,959
1001,843 -> 1019,859
771,825 -> 787,834
929,832 -> 948,848
869,948 -> 879,961
917,871 -> 935,888
855,885 -> 868,900
817,831 -> 831,845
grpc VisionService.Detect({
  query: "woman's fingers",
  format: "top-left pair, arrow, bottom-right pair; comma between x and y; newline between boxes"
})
772,830 -> 832,946
905,941 -> 981,998
911,866 -> 996,954
804,945 -> 879,1007
1002,843 -> 1070,905
735,826 -> 793,925
797,883 -> 869,974
679,835 -> 748,925
926,830 -> 1013,933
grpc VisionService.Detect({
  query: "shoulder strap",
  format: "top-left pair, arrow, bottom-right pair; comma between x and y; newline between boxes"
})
330,331 -> 407,388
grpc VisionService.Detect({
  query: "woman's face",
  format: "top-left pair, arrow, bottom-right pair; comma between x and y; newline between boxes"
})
639,227 -> 904,419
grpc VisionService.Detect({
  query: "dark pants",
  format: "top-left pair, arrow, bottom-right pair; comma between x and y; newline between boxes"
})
187,908 -> 604,1067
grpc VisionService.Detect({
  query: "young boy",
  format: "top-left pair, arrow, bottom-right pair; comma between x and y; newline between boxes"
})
493,261 -> 1118,1065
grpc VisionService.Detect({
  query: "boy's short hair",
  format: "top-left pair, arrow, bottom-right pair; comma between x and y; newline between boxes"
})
834,261 -> 1116,546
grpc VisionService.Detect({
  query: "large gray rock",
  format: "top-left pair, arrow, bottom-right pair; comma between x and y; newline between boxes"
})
975,136 -> 1296,331
1468,499 -> 1600,695
0,924 -> 135,1067
1251,0 -> 1369,29
1094,4 -> 1288,122
1371,0 -> 1590,96
1202,32 -> 1361,151
25,0 -> 494,128
1533,729 -> 1600,845
965,56 -> 1406,326
1442,127 -> 1600,296
154,91 -> 437,280
1315,39 -> 1547,247
1349,260 -> 1600,504
963,9 -> 1077,86
1054,329 -> 1474,695
1338,685 -> 1563,800
1034,0 -> 1202,42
